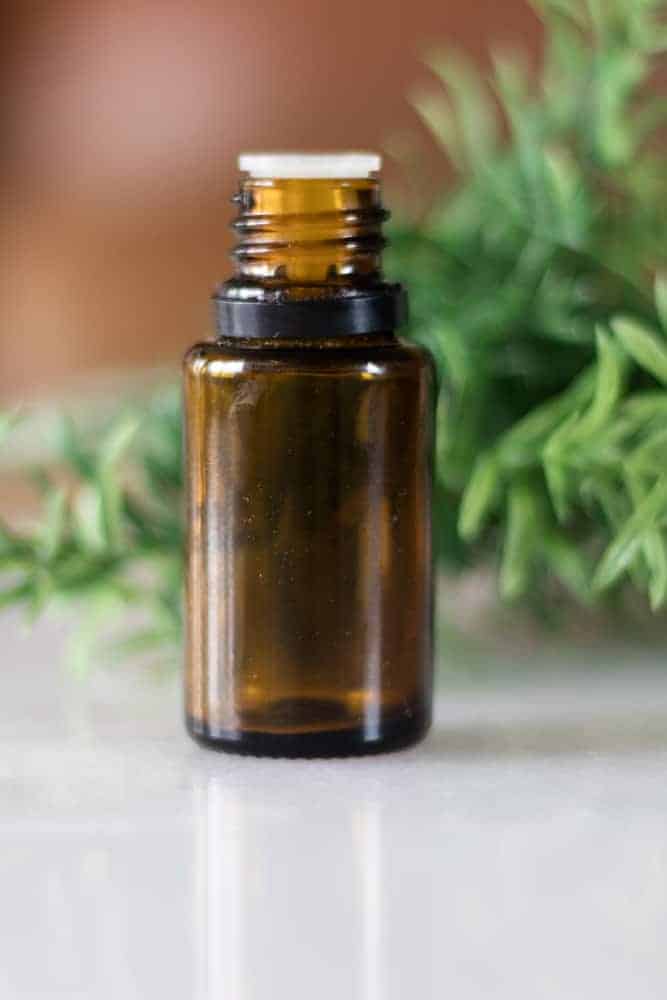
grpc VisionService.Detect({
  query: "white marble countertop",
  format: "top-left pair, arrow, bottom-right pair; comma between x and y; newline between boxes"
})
1,612 -> 666,999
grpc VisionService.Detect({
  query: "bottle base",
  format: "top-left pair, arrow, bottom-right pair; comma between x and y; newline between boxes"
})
186,709 -> 430,758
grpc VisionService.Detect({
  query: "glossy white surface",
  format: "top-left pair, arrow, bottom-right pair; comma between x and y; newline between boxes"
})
1,614 -> 667,999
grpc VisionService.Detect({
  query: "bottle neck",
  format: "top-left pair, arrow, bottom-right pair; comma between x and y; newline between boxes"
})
214,173 -> 406,341
231,176 -> 388,293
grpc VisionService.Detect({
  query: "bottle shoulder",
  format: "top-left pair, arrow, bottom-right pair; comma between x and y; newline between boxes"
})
184,336 -> 435,382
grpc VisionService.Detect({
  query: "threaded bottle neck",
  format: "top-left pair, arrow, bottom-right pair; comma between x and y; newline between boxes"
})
214,162 -> 406,340
231,176 -> 388,291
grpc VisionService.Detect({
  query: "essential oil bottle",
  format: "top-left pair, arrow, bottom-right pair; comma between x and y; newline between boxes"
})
183,153 -> 435,756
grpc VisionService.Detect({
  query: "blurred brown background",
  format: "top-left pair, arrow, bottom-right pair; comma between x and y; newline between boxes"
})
2,0 -> 539,400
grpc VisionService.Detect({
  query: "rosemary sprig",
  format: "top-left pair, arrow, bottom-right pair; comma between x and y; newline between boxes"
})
387,0 -> 667,604
0,390 -> 183,667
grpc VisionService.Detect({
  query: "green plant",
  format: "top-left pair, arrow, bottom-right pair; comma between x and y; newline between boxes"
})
0,393 -> 183,667
388,0 -> 667,605
2,0 -> 667,661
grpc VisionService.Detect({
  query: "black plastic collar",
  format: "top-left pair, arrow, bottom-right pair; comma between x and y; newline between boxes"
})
213,285 -> 407,340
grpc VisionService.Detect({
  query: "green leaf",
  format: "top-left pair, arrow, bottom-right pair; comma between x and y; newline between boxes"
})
497,368 -> 596,469
593,475 -> 667,592
424,51 -> 498,172
621,391 -> 667,426
655,274 -> 667,333
410,88 -> 463,170
0,581 -> 33,609
73,485 -> 106,552
532,0 -> 589,30
26,568 -> 54,622
458,452 -> 500,541
612,316 -> 667,385
591,50 -> 646,168
628,425 -> 667,473
579,327 -> 626,435
96,414 -> 140,551
542,412 -> 580,522
582,0 -> 603,39
647,532 -> 667,610
98,414 -> 140,470
58,416 -> 95,480
40,487 -> 68,561
542,531 -> 593,604
500,481 -> 541,601
623,464 -> 667,611
492,50 -> 530,121
110,627 -> 175,660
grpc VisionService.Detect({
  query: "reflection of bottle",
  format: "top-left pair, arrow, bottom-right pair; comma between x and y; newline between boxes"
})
192,768 -> 386,998
184,153 -> 435,756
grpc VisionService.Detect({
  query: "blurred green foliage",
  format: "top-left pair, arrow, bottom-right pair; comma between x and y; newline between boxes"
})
0,395 -> 183,667
1,0 -> 667,661
387,0 -> 667,606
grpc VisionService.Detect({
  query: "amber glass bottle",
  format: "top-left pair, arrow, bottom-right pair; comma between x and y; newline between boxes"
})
184,153 -> 435,756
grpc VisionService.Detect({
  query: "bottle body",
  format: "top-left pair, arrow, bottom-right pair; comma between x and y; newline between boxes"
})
184,333 -> 435,755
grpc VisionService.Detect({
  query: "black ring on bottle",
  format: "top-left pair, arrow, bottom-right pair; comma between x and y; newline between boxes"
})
213,285 -> 408,339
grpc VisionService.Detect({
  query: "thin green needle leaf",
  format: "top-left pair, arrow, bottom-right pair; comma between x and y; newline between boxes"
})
542,412 -> 580,522
97,415 -> 140,552
542,531 -> 594,604
500,481 -> 541,601
594,475 -> 667,592
110,628 -> 174,659
612,316 -> 667,386
655,274 -> 667,334
628,425 -> 667,473
25,569 -> 54,622
58,415 -> 95,480
541,327 -> 626,521
579,327 -> 626,435
424,51 -> 498,171
458,452 -> 500,541
40,488 -> 68,561
620,391 -> 667,425
647,534 -> 667,610
532,0 -> 589,30
409,89 -> 463,170
624,465 -> 667,611
98,415 -> 140,471
497,368 -> 596,469
74,485 -> 106,552
0,581 -> 33,609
